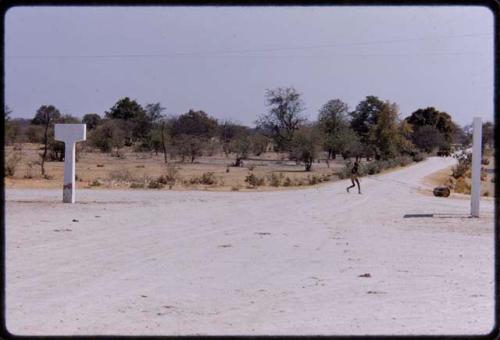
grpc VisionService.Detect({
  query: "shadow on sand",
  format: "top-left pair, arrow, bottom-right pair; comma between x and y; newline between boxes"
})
403,213 -> 473,219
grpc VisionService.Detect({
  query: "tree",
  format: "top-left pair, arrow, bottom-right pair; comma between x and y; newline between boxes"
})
229,133 -> 251,167
174,134 -> 205,163
249,133 -> 270,156
219,120 -> 248,156
82,113 -> 102,130
482,121 -> 494,150
350,96 -> 385,144
171,110 -> 218,138
368,102 -> 402,160
145,103 -> 165,125
4,106 -> 19,144
405,107 -> 457,144
256,87 -> 307,151
317,99 -> 350,159
89,119 -> 126,153
156,116 -> 172,163
60,114 -> 80,123
31,105 -> 62,176
411,125 -> 447,153
289,125 -> 322,171
105,97 -> 145,121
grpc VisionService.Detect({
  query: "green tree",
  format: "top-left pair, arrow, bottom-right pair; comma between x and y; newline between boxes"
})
317,99 -> 350,159
171,110 -> 218,138
368,102 -> 402,160
229,133 -> 251,167
89,119 -> 126,153
31,105 -> 62,175
411,125 -> 447,153
82,113 -> 102,130
256,87 -> 307,151
350,96 -> 385,144
405,107 -> 457,144
105,97 -> 145,121
289,125 -> 322,171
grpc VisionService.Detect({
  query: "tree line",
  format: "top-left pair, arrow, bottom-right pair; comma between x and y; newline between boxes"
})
4,87 -> 494,173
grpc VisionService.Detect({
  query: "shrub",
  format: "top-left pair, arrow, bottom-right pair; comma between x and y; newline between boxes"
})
307,175 -> 321,185
89,179 -> 102,187
97,164 -> 105,167
130,182 -> 145,189
483,191 -> 489,197
412,152 -> 426,162
337,165 -> 349,179
454,177 -> 471,194
482,158 -> 490,165
157,164 -> 179,185
108,169 -> 135,182
398,155 -> 413,167
5,152 -> 21,177
364,162 -> 381,175
24,161 -> 36,179
451,151 -> 472,179
147,179 -> 164,189
245,173 -> 265,187
268,172 -> 284,187
283,177 -> 292,187
189,172 -> 218,185
231,185 -> 241,191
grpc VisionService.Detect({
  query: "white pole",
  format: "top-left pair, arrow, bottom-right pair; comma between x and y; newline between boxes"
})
471,117 -> 482,217
54,124 -> 86,204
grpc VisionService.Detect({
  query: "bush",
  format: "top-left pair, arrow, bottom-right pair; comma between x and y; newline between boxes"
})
398,155 -> 413,167
245,173 -> 265,187
157,164 -> 179,185
147,180 -> 164,189
364,162 -> 381,175
89,179 -> 102,187
412,152 -> 426,162
337,165 -> 348,179
268,172 -> 284,187
482,158 -> 490,165
130,182 -> 145,189
283,177 -> 292,187
108,169 -> 135,182
451,151 -> 472,179
307,175 -> 321,185
454,177 -> 470,194
189,172 -> 218,185
5,152 -> 21,177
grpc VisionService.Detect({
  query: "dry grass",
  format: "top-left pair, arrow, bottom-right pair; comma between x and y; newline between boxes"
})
423,155 -> 495,197
4,143 -> 344,191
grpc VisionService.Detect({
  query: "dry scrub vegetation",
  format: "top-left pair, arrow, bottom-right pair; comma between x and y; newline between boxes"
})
4,143 -> 345,191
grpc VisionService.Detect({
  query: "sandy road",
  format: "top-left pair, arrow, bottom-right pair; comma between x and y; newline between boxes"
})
5,156 -> 495,335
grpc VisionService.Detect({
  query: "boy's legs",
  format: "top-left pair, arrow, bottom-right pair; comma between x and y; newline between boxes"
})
355,178 -> 361,194
347,178 -> 356,192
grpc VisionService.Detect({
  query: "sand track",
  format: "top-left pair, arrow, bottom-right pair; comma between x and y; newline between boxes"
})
5,156 -> 494,335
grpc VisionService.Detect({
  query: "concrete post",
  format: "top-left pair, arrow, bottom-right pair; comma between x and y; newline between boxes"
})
54,124 -> 86,203
471,117 -> 482,217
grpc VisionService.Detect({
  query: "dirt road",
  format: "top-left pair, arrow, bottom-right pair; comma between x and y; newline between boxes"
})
5,156 -> 494,335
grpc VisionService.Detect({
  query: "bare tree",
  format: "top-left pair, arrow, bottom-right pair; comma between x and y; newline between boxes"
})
256,87 -> 307,151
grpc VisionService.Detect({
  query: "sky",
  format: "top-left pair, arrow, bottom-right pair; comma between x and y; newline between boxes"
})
4,6 -> 494,127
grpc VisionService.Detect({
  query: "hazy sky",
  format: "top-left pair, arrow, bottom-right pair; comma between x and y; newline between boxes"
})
5,6 -> 494,126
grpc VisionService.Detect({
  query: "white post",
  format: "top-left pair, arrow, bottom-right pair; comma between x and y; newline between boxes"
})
470,117 -> 482,217
54,124 -> 86,203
